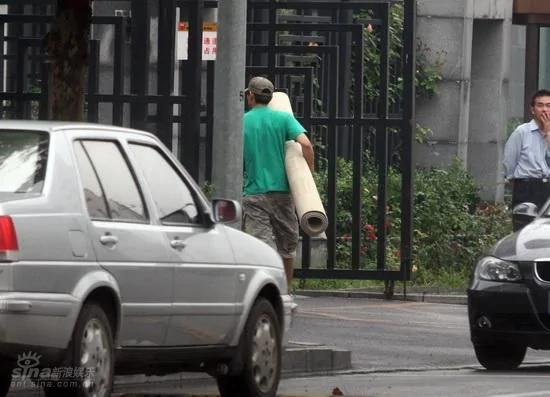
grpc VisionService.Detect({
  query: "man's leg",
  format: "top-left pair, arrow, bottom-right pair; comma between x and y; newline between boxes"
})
269,193 -> 299,290
282,257 -> 294,288
511,180 -> 532,231
242,195 -> 276,250
538,180 -> 550,209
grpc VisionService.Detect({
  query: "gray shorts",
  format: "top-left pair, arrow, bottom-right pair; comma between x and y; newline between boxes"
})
242,193 -> 299,258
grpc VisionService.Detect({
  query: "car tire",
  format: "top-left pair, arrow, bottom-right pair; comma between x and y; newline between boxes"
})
0,369 -> 11,397
217,297 -> 281,397
44,302 -> 114,397
474,343 -> 526,370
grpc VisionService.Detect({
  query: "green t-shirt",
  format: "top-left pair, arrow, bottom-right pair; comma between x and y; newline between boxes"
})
243,106 -> 306,195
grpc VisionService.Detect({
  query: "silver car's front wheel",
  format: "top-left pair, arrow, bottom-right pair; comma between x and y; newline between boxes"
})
44,303 -> 114,397
217,297 -> 281,397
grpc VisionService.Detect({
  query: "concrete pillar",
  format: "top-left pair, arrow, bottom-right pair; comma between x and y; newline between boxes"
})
212,1 -> 247,203
467,17 -> 511,202
510,25 -> 526,121
540,28 -> 550,88
414,0 -> 474,168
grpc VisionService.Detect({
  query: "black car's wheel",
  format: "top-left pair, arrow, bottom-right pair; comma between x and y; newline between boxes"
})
0,368 -> 11,397
44,302 -> 114,397
474,343 -> 526,370
217,297 -> 281,397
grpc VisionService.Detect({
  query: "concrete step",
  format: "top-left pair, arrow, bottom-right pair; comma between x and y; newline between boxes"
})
283,341 -> 352,375
112,343 -> 351,388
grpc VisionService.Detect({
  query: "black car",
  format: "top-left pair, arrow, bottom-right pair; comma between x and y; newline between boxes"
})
468,202 -> 550,370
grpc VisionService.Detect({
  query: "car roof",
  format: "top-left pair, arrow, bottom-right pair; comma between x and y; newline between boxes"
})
0,120 -> 155,138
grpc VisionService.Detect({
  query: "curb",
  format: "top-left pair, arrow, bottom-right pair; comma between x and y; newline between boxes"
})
110,342 -> 352,388
283,343 -> 352,374
296,289 -> 468,305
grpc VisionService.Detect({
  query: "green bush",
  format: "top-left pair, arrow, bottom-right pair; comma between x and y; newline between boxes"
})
412,161 -> 510,284
314,157 -> 511,285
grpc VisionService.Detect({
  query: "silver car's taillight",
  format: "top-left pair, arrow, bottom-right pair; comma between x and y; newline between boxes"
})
0,216 -> 19,261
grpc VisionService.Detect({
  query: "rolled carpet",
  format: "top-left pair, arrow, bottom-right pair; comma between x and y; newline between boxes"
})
268,92 -> 328,236
284,141 -> 328,236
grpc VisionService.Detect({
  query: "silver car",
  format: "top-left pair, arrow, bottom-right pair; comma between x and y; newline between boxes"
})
0,121 -> 293,397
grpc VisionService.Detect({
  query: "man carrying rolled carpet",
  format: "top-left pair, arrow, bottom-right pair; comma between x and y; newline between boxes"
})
242,76 -> 314,289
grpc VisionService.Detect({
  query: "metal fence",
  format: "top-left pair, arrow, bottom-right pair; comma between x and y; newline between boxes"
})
0,0 -> 414,282
0,0 -> 215,182
246,0 -> 415,281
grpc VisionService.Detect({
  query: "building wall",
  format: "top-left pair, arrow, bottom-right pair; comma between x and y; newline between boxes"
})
510,25 -> 526,121
415,0 -> 521,202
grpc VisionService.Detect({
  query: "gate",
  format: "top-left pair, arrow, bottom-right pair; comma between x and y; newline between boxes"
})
246,0 -> 415,283
0,0 -> 414,283
0,0 -> 215,182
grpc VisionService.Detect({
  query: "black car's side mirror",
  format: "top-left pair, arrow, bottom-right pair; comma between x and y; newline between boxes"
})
512,202 -> 539,229
212,199 -> 242,223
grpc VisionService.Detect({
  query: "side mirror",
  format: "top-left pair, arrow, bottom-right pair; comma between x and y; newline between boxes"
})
212,199 -> 242,223
512,202 -> 539,229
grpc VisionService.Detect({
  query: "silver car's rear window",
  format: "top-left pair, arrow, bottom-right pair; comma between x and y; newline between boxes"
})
0,130 -> 49,196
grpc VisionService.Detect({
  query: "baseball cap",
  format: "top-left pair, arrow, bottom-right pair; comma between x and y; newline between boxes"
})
246,76 -> 274,96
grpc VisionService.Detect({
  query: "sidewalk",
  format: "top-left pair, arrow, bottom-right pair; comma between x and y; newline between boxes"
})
297,287 -> 468,305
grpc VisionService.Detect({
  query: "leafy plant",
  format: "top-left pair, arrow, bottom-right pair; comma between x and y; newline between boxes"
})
415,39 -> 445,99
200,181 -> 215,201
358,4 -> 446,103
314,156 -> 511,286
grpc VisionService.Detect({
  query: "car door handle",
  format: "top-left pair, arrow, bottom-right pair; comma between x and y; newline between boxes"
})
170,239 -> 187,250
99,234 -> 119,246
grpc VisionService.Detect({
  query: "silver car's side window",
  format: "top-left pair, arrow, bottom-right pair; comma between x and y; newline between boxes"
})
129,143 -> 201,225
75,140 -> 148,223
0,130 -> 49,196
74,142 -> 109,219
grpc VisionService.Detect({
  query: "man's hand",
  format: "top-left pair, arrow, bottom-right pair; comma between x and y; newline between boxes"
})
296,133 -> 315,172
541,112 -> 550,144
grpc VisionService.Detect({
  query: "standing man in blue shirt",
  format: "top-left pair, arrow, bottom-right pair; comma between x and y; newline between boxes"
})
504,89 -> 550,230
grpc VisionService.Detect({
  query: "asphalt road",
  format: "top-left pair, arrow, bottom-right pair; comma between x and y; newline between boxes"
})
10,295 -> 550,396
112,367 -> 550,397
289,295 -> 550,370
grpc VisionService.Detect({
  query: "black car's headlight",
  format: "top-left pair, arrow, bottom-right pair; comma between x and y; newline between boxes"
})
476,256 -> 522,282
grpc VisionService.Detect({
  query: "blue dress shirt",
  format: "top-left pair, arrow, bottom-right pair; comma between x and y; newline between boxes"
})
503,119 -> 550,180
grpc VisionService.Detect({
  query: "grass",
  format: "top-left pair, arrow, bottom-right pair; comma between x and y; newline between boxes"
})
293,266 -> 472,292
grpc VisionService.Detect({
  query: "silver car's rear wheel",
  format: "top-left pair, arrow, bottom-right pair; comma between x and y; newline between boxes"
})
79,317 -> 112,394
217,297 -> 281,397
44,303 -> 114,397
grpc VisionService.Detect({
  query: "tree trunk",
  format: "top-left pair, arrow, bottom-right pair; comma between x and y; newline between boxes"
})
45,0 -> 91,121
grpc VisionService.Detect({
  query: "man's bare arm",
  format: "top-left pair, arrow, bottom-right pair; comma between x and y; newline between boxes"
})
296,133 -> 314,172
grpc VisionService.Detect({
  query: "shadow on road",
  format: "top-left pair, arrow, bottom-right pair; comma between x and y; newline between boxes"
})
472,364 -> 550,374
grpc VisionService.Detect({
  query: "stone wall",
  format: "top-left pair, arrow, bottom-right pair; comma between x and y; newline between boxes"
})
415,0 -> 521,202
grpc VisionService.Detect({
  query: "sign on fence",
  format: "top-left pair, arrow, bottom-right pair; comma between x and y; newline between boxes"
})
176,22 -> 217,61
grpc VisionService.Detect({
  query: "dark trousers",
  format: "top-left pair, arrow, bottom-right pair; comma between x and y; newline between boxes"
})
512,178 -> 550,231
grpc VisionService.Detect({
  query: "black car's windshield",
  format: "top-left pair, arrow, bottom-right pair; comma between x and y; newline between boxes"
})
0,130 -> 49,196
